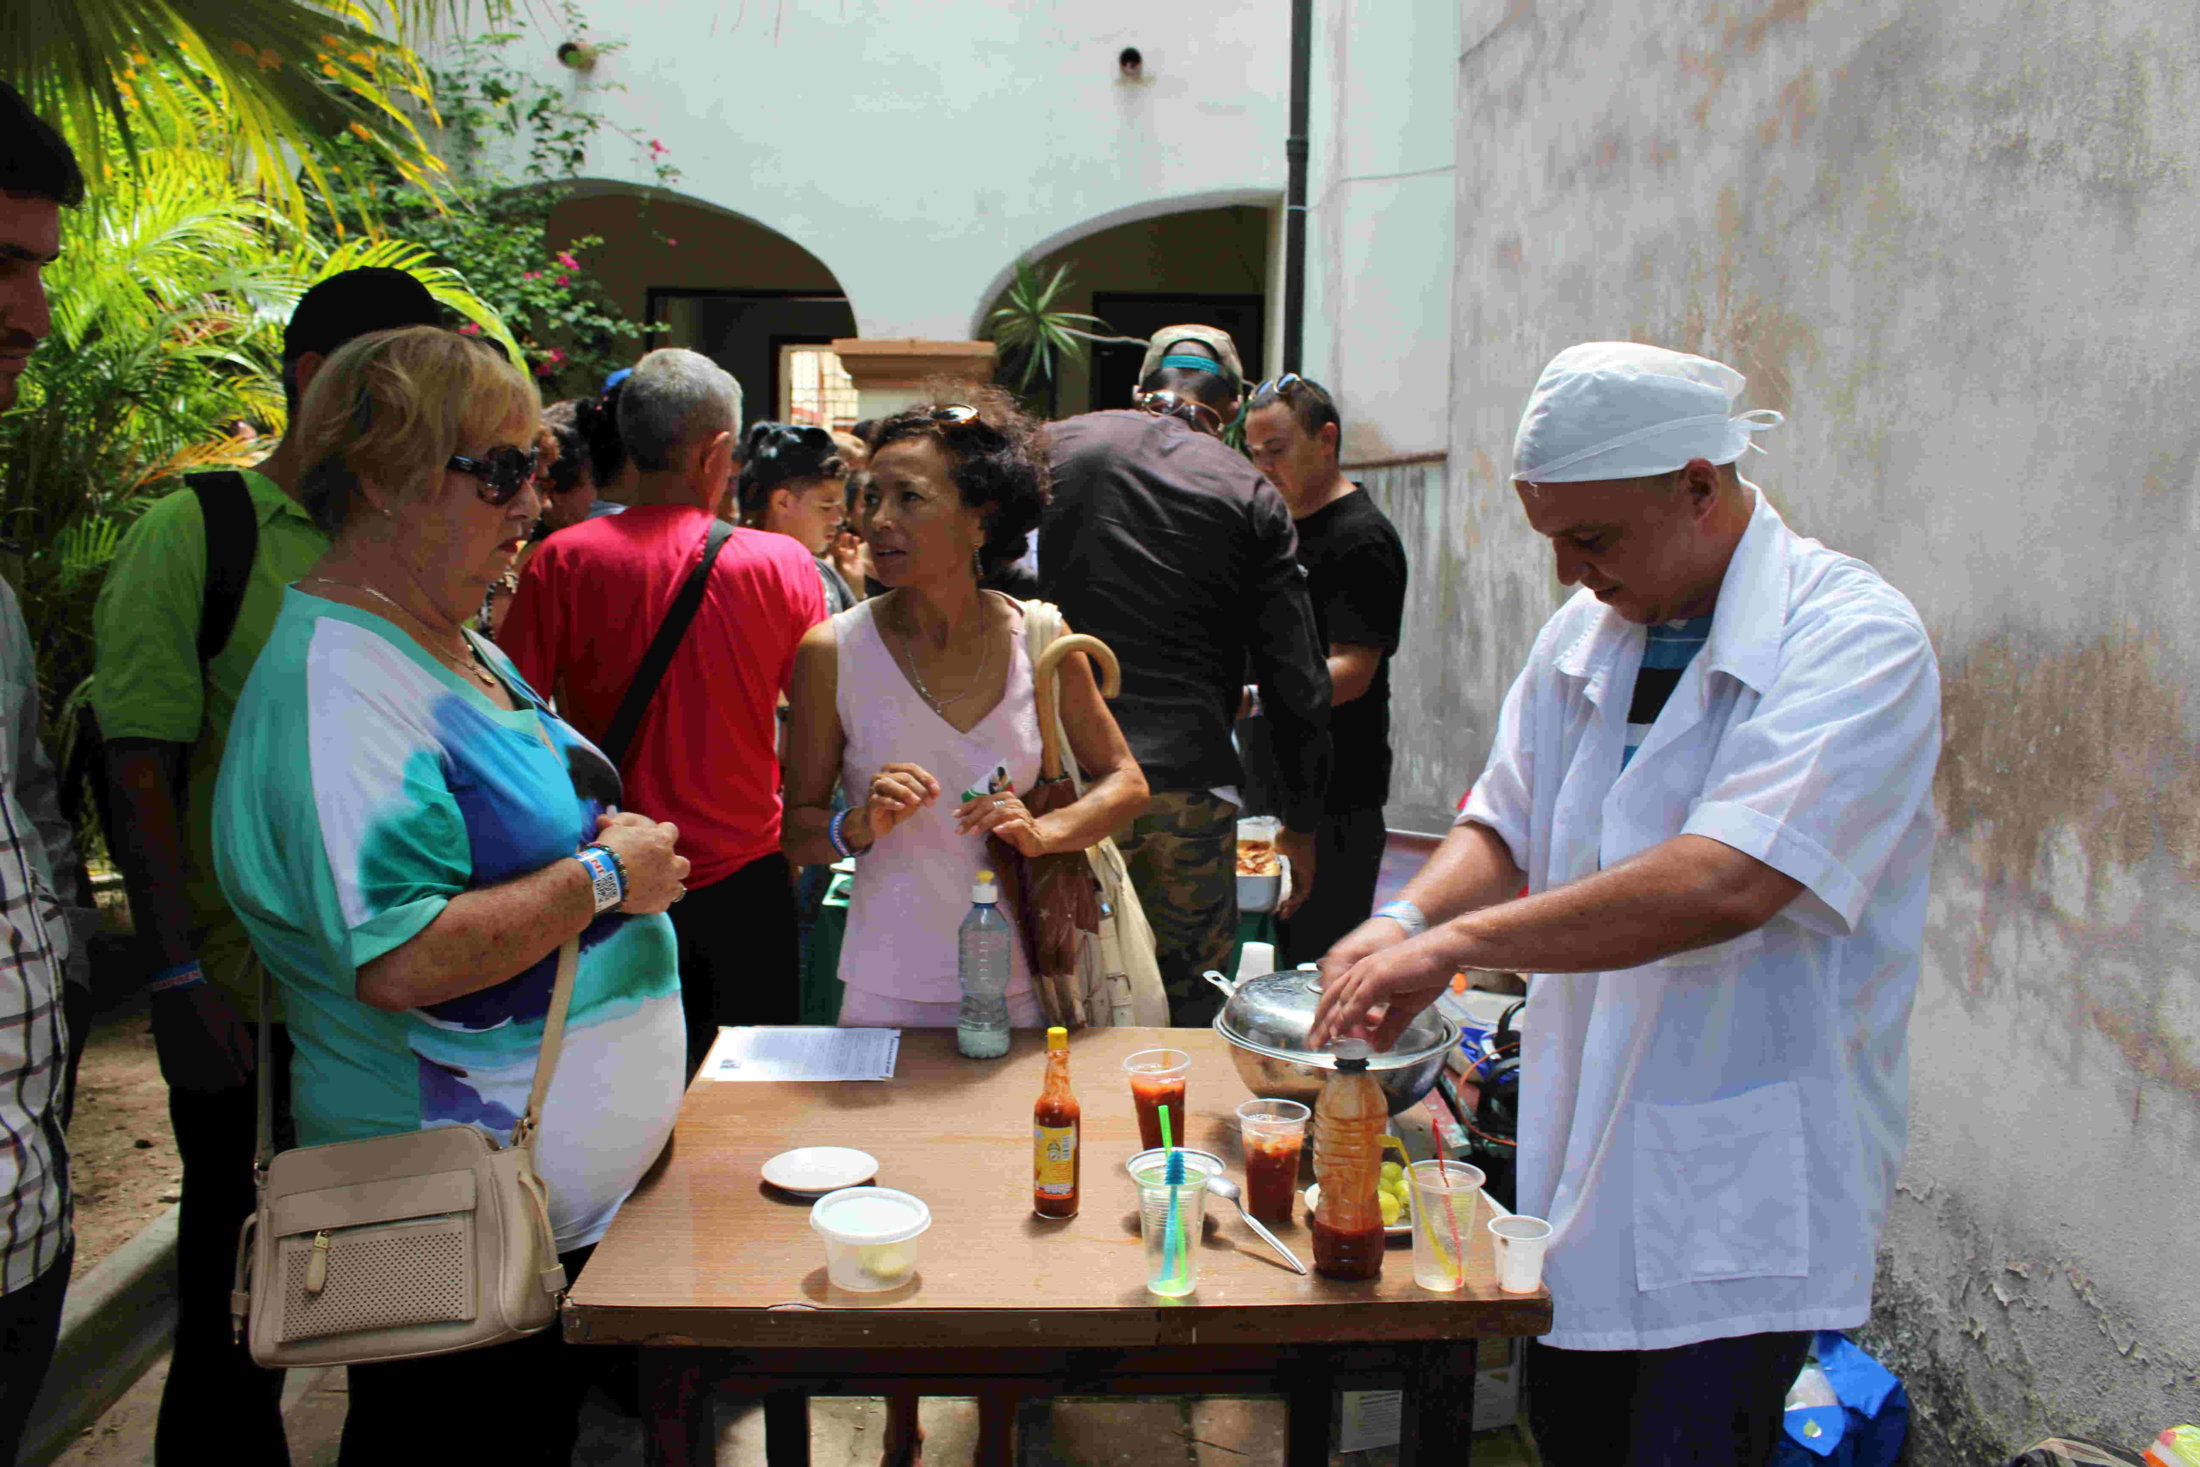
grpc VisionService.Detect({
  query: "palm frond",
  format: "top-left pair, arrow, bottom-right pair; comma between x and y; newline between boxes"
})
2,0 -> 472,227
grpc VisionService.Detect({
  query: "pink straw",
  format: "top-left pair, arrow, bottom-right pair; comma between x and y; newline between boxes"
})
1435,1157 -> 1467,1286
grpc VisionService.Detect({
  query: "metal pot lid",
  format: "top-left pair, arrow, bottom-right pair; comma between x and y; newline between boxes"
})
1214,966 -> 1455,1068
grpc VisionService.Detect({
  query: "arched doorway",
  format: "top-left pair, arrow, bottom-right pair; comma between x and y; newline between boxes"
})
547,184 -> 860,431
974,200 -> 1275,417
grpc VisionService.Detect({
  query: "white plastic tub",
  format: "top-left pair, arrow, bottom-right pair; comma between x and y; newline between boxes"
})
809,1187 -> 931,1292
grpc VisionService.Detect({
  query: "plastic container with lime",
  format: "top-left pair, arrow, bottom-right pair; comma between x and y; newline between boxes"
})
809,1186 -> 932,1291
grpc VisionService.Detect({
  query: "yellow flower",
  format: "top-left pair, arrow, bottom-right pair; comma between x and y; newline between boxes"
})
348,122 -> 373,141
322,62 -> 338,77
349,52 -> 371,65
322,33 -> 342,45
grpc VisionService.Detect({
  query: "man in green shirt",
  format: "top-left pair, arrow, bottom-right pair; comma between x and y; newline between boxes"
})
93,268 -> 441,1465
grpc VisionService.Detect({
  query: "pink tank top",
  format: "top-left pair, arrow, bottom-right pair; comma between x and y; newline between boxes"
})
834,596 -> 1041,1007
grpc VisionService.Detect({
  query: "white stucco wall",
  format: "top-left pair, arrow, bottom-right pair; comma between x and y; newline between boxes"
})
1422,0 -> 2200,1453
1303,0 -> 1457,461
447,0 -> 1288,341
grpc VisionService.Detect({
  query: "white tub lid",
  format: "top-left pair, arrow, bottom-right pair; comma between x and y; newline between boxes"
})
810,1186 -> 932,1244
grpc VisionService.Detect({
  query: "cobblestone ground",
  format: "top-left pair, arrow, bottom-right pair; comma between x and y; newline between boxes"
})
52,1354 -> 1539,1467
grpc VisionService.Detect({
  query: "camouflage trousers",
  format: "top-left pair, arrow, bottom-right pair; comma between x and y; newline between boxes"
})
1113,790 -> 1239,1027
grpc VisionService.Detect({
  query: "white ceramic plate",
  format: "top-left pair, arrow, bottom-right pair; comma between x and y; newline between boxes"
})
1303,1183 -> 1412,1237
762,1147 -> 879,1196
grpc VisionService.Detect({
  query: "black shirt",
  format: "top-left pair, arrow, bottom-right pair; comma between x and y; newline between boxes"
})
1293,488 -> 1407,814
1040,411 -> 1332,831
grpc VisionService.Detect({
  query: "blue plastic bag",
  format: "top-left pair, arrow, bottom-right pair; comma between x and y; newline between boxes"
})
1770,1332 -> 1909,1467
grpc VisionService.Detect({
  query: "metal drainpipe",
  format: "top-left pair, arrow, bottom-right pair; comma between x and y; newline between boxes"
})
1284,0 -> 1312,373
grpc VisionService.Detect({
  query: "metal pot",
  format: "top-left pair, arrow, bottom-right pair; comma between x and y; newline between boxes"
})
1207,967 -> 1458,1116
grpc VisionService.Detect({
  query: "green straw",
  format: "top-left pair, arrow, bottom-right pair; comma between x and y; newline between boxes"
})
1160,1108 -> 1185,1287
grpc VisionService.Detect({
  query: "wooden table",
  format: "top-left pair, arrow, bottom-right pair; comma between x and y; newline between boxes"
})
565,1027 -> 1550,1466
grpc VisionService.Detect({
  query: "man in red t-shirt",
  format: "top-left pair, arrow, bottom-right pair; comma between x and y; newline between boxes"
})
501,348 -> 826,1068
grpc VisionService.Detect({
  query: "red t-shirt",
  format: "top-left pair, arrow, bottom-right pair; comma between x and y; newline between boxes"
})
499,505 -> 826,887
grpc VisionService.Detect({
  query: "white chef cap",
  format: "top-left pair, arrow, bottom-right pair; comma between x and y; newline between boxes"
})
1511,341 -> 1783,483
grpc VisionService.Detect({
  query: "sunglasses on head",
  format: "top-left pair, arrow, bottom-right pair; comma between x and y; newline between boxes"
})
1254,372 -> 1306,399
448,447 -> 540,505
924,403 -> 1007,446
1134,389 -> 1226,436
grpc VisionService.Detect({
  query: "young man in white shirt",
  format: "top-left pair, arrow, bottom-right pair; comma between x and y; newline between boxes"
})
1310,342 -> 1942,1467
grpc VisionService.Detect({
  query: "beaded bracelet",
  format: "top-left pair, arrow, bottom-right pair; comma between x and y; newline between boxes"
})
147,958 -> 207,996
827,808 -> 856,860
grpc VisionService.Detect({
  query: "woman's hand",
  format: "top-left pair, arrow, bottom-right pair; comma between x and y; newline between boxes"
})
592,811 -> 690,915
865,763 -> 940,843
957,787 -> 1052,857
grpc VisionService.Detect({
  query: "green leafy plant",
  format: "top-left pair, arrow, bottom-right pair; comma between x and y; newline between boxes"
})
985,256 -> 1145,407
0,97 -> 511,761
313,6 -> 678,395
3,0 -> 473,229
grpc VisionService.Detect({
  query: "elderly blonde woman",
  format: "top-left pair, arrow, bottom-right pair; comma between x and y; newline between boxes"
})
212,326 -> 689,1465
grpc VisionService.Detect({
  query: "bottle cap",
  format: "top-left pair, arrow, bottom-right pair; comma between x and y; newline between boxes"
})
972,870 -> 999,903
1046,1026 -> 1069,1051
1329,1037 -> 1372,1072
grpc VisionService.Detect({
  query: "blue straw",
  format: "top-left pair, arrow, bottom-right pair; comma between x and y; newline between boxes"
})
1160,1109 -> 1185,1287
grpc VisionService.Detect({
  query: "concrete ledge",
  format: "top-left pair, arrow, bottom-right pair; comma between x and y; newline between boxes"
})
24,1205 -> 178,1466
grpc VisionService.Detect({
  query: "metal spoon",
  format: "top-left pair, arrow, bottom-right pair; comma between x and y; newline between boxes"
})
1205,1174 -> 1308,1275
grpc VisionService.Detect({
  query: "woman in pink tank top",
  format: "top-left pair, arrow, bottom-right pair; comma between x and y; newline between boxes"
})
779,395 -> 1148,1029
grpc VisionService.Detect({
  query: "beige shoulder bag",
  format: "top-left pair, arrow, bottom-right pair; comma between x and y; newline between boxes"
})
1023,601 -> 1170,1028
230,712 -> 579,1367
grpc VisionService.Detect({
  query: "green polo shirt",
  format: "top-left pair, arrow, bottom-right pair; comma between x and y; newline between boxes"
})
92,469 -> 328,1014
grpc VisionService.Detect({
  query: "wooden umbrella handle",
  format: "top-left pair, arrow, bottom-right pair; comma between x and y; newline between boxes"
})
1032,633 -> 1121,780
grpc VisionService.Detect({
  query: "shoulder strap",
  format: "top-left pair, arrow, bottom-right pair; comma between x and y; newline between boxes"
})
189,471 -> 258,670
599,518 -> 735,771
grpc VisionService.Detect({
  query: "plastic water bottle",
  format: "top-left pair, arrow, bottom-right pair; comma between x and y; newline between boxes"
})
957,870 -> 1013,1059
1311,1038 -> 1388,1280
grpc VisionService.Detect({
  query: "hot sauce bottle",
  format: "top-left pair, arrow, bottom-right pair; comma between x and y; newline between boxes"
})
1032,1026 -> 1081,1219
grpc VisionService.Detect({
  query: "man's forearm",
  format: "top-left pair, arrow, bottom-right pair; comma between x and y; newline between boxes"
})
1424,833 -> 1802,976
105,740 -> 200,971
1396,821 -> 1526,926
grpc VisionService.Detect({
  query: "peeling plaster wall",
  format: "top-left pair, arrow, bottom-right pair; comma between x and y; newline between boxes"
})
1441,0 -> 2200,1450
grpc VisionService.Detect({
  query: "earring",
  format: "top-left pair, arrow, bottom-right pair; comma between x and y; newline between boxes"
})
971,546 -> 983,578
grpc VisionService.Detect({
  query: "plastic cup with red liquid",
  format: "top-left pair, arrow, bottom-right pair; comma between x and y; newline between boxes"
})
1123,1049 -> 1190,1153
1235,1098 -> 1311,1226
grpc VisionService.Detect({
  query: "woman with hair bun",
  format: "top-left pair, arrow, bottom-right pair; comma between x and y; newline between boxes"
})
780,392 -> 1148,1028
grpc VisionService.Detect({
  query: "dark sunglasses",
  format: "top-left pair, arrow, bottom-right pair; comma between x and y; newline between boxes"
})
448,447 -> 540,505
1134,389 -> 1226,436
1253,371 -> 1306,399
924,403 -> 1008,446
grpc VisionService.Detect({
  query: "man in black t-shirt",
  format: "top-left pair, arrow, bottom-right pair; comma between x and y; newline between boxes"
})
1245,375 -> 1408,966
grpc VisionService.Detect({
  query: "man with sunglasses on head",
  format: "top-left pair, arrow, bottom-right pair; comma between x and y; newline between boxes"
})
1244,374 -> 1407,969
500,349 -> 827,1072
91,268 -> 444,1465
1039,326 -> 1332,1026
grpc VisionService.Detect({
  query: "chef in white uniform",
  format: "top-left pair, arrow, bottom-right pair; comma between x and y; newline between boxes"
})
1309,342 -> 1941,1467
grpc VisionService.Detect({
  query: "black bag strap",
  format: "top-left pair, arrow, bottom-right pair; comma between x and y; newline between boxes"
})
188,471 -> 258,669
599,518 -> 735,770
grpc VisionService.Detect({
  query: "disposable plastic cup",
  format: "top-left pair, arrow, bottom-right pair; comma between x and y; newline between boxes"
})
1124,1048 -> 1191,1152
1126,1149 -> 1223,1297
1235,1099 -> 1311,1225
809,1186 -> 931,1292
1407,1159 -> 1486,1291
1488,1213 -> 1553,1294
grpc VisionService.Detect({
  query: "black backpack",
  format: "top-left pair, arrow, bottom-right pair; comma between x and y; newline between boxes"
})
58,472 -> 258,836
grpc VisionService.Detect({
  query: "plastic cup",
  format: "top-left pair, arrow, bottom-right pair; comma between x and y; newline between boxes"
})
1124,1048 -> 1191,1152
1407,1159 -> 1486,1291
809,1187 -> 931,1292
1126,1148 -> 1223,1297
1235,1099 -> 1311,1225
1488,1213 -> 1553,1294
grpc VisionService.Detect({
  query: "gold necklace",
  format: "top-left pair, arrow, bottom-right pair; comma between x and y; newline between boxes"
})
887,592 -> 995,714
303,576 -> 502,694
